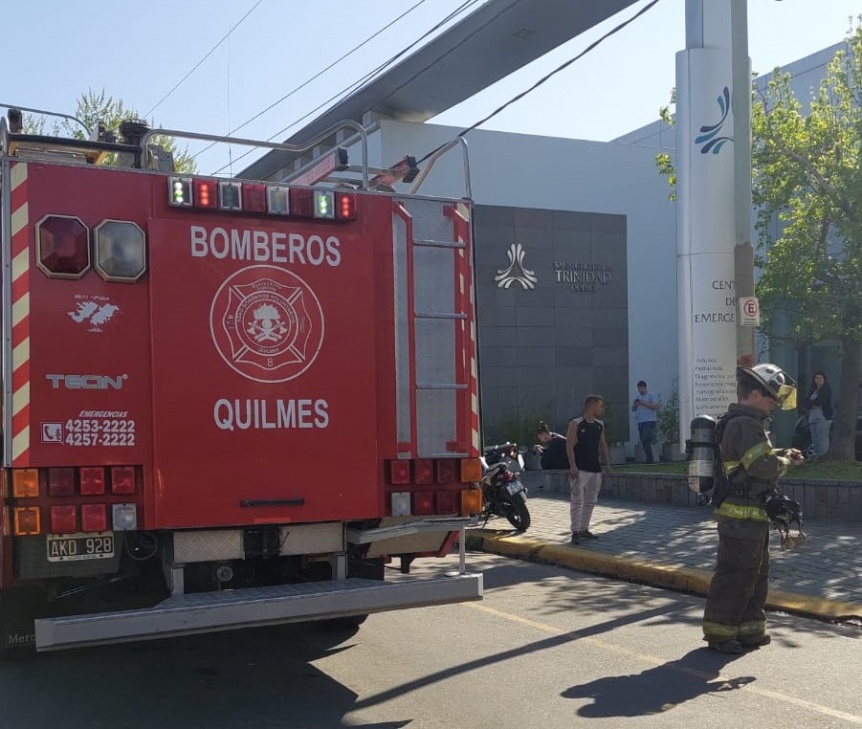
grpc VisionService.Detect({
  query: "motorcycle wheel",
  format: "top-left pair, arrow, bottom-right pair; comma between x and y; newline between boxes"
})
501,493 -> 531,532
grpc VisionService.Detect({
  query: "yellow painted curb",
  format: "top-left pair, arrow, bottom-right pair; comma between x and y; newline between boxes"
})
469,530 -> 862,621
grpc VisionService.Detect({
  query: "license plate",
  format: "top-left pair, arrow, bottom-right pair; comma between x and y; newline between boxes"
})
505,481 -> 525,495
46,532 -> 115,562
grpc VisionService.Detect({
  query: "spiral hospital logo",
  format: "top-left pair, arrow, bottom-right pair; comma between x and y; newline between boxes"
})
695,86 -> 734,155
494,243 -> 538,290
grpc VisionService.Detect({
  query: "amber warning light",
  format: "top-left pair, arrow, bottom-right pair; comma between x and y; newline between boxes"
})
168,177 -> 358,221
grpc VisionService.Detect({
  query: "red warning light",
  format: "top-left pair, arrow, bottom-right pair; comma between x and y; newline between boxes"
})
193,179 -> 218,209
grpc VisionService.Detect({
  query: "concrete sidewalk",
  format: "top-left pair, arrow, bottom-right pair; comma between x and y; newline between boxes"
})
466,472 -> 862,622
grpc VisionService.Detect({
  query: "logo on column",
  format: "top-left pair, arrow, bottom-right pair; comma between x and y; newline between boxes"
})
210,265 -> 324,383
494,243 -> 538,290
695,86 -> 733,155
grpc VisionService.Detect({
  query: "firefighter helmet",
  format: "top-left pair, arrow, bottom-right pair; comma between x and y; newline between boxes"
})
737,363 -> 797,410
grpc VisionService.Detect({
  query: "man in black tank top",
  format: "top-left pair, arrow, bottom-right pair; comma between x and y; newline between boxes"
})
565,395 -> 612,545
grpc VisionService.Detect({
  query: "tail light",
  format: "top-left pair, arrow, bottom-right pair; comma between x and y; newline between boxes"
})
460,489 -> 482,517
111,466 -> 136,495
413,491 -> 434,515
80,467 -> 106,495
435,459 -> 459,483
50,505 -> 77,534
81,504 -> 108,532
35,215 -> 90,279
413,459 -> 434,485
436,490 -> 458,514
48,467 -> 75,496
389,461 -> 411,485
12,469 -> 39,498
13,507 -> 41,536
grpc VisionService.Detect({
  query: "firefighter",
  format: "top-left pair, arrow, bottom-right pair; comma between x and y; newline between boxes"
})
702,363 -> 804,654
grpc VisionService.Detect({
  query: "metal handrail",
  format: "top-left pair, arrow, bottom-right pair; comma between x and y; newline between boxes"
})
142,120 -> 370,188
0,103 -> 91,137
409,136 -> 472,199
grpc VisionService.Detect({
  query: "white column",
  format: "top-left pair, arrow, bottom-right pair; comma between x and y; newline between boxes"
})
677,0 -> 738,443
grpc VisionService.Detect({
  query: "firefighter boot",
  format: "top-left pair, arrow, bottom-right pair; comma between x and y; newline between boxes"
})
708,639 -> 743,654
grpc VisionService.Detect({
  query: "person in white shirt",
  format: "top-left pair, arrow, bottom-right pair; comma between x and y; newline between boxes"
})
631,380 -> 659,464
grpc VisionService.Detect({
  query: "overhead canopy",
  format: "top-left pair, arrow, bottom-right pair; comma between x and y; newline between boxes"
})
240,0 -> 640,181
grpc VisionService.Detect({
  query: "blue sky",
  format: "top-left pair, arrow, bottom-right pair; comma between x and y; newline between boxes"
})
2,0 -> 858,175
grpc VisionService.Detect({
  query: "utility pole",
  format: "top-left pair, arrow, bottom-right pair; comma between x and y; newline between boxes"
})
731,0 -> 757,365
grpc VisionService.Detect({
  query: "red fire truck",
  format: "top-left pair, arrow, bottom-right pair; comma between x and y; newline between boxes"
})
0,107 -> 483,653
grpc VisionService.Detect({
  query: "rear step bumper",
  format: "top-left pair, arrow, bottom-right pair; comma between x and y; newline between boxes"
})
34,573 -> 483,651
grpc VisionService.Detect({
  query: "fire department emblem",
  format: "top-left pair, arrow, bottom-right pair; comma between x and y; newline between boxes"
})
210,265 -> 324,383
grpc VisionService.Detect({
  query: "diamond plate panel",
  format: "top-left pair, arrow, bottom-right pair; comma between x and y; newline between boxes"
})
279,523 -> 343,555
173,530 -> 243,563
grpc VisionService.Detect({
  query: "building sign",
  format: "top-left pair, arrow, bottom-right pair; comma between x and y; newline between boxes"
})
554,262 -> 612,294
494,243 -> 537,289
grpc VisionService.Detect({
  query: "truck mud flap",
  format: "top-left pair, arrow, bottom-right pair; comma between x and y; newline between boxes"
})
33,573 -> 482,652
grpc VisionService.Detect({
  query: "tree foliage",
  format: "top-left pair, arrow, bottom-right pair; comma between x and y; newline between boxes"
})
655,25 -> 862,458
23,89 -> 196,173
753,24 -> 862,458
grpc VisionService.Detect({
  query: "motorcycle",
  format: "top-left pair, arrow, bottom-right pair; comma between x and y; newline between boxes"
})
478,443 -> 531,532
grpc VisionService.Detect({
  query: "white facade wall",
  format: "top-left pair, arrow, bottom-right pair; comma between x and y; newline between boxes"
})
362,120 -> 677,447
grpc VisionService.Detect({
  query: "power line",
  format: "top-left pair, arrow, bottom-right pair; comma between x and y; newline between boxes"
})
144,0 -> 265,119
416,0 -> 665,164
208,0 -> 483,175
191,0 -> 436,165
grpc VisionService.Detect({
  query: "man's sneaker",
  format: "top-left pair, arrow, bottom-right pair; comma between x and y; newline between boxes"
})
579,530 -> 599,540
569,533 -> 580,545
708,639 -> 743,655
740,635 -> 771,650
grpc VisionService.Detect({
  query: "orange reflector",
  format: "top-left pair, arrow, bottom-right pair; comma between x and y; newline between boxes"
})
413,459 -> 434,485
12,469 -> 39,498
50,505 -> 77,534
460,488 -> 482,517
459,458 -> 483,483
414,491 -> 434,515
436,490 -> 458,514
0,470 -> 8,499
14,506 -> 41,536
1,507 -> 9,537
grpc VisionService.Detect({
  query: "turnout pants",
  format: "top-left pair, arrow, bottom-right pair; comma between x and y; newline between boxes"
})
702,514 -> 770,645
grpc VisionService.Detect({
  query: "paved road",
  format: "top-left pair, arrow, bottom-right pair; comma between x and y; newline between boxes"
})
2,554 -> 861,729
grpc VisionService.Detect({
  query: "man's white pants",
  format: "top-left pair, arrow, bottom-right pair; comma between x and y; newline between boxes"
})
570,471 -> 602,533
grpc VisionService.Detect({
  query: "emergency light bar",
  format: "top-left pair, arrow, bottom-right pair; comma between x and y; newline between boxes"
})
167,177 -> 357,221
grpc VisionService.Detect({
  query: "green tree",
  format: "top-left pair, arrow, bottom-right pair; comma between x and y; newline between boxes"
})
753,24 -> 862,459
23,89 -> 196,173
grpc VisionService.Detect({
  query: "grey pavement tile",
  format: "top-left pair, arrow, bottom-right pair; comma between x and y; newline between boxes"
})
496,482 -> 862,606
